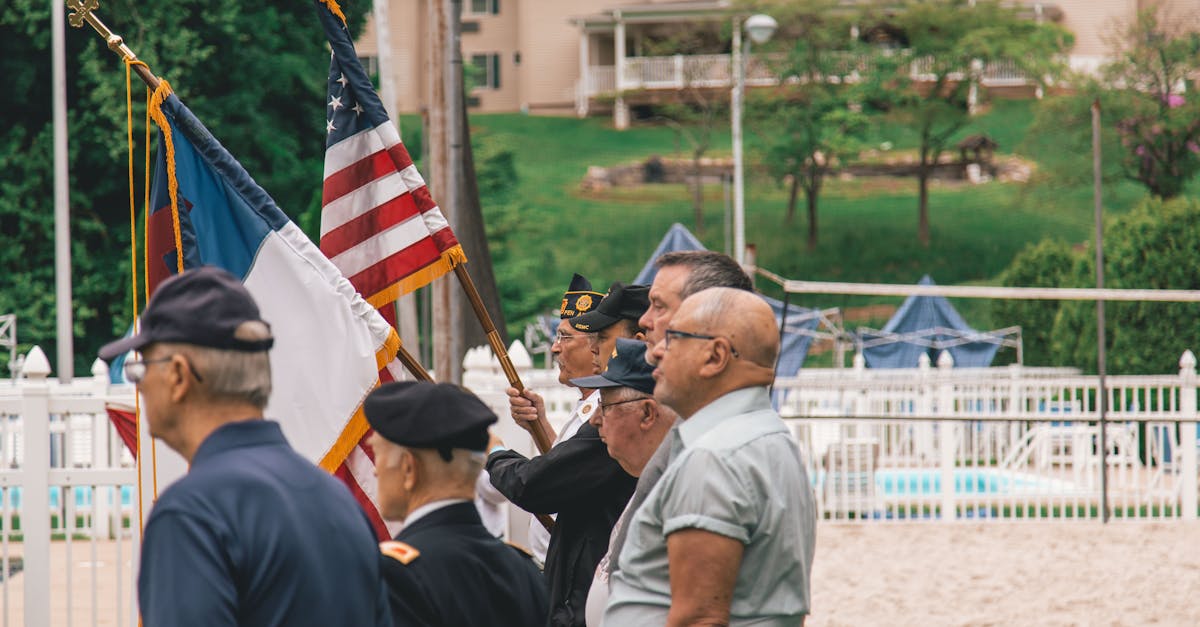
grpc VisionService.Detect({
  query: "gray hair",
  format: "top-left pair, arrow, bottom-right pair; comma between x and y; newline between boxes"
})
656,251 -> 753,298
162,342 -> 272,408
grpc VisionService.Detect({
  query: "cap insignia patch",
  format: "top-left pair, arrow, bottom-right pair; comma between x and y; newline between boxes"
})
576,294 -> 593,312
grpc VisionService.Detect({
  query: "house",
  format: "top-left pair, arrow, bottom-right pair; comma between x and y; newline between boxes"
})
354,0 -> 1197,127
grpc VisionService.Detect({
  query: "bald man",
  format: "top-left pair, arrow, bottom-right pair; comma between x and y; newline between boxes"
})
604,288 -> 817,627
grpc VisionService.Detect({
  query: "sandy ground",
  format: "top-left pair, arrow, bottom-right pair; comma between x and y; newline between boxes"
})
3,522 -> 1199,625
810,521 -> 1200,626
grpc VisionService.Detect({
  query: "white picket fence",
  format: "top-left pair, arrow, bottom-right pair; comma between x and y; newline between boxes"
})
2,341 -> 1198,625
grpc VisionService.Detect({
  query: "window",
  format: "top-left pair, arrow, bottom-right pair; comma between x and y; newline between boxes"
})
357,56 -> 379,78
467,0 -> 499,16
469,53 -> 501,89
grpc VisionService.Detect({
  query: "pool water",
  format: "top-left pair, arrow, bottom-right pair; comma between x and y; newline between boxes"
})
3,486 -> 135,510
874,468 -> 1073,496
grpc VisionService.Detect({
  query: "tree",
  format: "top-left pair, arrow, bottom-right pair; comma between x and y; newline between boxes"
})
748,0 -> 868,251
1032,198 -> 1200,374
861,0 -> 1071,246
641,25 -> 732,235
1098,10 -> 1200,199
0,1 -> 366,373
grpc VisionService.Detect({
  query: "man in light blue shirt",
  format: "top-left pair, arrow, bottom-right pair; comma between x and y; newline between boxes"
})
605,287 -> 817,626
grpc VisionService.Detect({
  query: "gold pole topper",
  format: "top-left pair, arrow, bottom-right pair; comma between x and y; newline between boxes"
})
67,0 -> 161,88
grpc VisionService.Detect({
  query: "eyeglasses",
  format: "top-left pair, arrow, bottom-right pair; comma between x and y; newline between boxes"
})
663,328 -> 740,359
599,397 -> 648,416
553,331 -> 595,346
124,355 -> 204,384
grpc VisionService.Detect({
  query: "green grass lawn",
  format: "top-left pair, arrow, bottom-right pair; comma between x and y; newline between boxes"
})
459,100 -> 1151,335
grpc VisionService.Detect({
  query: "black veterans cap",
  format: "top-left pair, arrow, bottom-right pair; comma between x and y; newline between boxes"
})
98,266 -> 274,361
560,273 -> 605,319
570,282 -> 649,333
365,381 -> 497,452
570,338 -> 655,395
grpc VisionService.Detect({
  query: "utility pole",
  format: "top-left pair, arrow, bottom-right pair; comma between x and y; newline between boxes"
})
429,0 -> 464,383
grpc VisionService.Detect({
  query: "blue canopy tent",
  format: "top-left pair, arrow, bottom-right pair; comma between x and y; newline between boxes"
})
633,223 -> 825,377
859,275 -> 1018,368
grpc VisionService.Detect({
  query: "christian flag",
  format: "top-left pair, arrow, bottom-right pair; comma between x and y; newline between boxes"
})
316,0 -> 465,307
141,81 -> 398,536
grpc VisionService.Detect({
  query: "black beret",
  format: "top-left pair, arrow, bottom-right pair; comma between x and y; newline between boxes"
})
364,382 -> 497,451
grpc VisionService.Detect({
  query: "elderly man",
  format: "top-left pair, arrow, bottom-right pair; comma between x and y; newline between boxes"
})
98,267 -> 390,627
365,382 -> 548,626
490,275 -> 641,627
605,288 -> 817,626
597,250 -> 755,609
567,338 -> 675,626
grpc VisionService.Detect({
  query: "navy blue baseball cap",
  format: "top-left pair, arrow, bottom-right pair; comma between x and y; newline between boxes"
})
365,382 -> 497,451
570,338 -> 655,395
98,266 -> 274,361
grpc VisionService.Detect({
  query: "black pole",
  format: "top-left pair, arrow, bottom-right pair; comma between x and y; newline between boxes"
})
1092,99 -> 1108,523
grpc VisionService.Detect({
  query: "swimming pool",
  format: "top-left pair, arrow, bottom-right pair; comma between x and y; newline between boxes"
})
2,486 -> 135,510
874,468 -> 1077,496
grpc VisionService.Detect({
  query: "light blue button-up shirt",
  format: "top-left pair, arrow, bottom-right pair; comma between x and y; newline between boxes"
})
604,387 -> 816,626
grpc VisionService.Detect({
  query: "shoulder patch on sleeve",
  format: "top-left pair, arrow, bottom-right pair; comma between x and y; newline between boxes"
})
380,540 -> 420,565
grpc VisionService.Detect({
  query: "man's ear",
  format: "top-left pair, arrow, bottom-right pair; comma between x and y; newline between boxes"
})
401,450 -> 418,492
696,340 -> 735,379
640,402 -> 657,430
167,354 -> 192,403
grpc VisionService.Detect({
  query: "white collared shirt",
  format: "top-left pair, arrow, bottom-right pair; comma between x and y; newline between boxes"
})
401,498 -> 471,532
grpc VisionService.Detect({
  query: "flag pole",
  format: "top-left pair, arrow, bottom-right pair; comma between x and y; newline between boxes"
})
453,265 -> 554,454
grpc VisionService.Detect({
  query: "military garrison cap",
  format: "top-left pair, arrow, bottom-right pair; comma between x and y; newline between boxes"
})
570,282 -> 649,333
364,382 -> 497,452
560,273 -> 605,319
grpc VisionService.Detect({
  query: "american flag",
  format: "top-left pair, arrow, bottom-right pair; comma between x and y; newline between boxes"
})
315,0 -> 465,538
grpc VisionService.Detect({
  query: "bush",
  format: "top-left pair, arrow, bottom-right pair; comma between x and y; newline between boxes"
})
1049,197 -> 1200,373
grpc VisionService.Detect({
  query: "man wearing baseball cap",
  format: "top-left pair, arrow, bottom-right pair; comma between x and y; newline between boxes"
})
99,266 -> 391,627
570,338 -> 677,626
365,382 -> 548,626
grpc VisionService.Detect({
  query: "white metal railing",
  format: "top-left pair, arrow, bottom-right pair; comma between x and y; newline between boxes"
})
1,347 -> 139,627
465,342 -> 1198,523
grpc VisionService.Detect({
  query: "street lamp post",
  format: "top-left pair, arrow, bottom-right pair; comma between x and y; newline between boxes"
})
731,13 -> 776,266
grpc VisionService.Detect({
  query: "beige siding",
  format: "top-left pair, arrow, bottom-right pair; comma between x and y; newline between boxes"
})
1053,0 -> 1138,57
462,2 -> 521,111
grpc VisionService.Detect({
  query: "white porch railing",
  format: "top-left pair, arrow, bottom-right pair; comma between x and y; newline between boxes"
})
579,52 -> 1106,98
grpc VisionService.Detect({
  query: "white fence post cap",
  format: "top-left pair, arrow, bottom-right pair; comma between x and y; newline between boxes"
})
508,340 -> 533,369
852,352 -> 866,371
917,352 -> 931,370
937,350 -> 954,369
1181,349 -> 1196,371
23,345 -> 52,379
91,358 -> 109,379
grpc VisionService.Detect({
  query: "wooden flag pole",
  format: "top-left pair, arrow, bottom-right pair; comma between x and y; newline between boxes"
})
453,264 -> 557,532
453,265 -> 555,455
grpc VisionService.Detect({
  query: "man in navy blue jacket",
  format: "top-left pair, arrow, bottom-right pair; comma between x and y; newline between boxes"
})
99,267 -> 391,627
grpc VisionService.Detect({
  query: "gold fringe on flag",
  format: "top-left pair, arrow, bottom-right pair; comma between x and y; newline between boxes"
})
365,244 -> 468,309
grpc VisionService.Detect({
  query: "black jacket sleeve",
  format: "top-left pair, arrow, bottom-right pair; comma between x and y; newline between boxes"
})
486,423 -> 633,515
